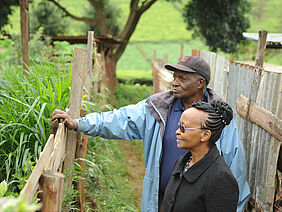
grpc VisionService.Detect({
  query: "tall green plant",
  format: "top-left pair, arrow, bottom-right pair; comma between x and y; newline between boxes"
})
0,62 -> 71,194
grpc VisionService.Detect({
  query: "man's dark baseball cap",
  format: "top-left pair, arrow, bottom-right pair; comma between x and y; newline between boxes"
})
164,56 -> 211,85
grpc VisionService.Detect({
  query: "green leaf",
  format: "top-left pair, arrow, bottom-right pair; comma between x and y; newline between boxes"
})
0,180 -> 8,197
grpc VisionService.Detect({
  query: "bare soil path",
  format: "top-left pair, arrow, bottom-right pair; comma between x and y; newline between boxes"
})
119,140 -> 145,211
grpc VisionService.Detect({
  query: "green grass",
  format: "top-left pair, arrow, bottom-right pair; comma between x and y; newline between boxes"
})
116,39 -> 209,71
129,1 -> 192,42
248,0 -> 282,32
85,137 -> 139,211
0,62 -> 72,194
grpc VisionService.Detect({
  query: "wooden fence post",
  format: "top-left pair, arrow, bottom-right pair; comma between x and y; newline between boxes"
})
152,61 -> 160,93
180,43 -> 184,59
19,0 -> 29,72
41,170 -> 64,212
63,48 -> 88,189
85,31 -> 94,98
255,30 -> 268,68
73,31 -> 94,212
191,49 -> 200,57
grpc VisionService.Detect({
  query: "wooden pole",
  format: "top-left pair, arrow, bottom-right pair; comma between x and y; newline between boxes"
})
152,61 -> 160,93
63,48 -> 88,188
75,32 -> 94,211
85,31 -> 94,98
180,43 -> 184,59
191,49 -> 200,57
255,30 -> 268,68
41,170 -> 65,212
19,0 -> 29,72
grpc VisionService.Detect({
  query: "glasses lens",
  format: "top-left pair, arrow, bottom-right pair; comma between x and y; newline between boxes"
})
178,123 -> 185,133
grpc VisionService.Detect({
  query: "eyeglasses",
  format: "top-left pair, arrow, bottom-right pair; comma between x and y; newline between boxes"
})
178,123 -> 204,133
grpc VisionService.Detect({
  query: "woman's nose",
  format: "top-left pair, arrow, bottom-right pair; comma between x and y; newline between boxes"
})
176,128 -> 181,135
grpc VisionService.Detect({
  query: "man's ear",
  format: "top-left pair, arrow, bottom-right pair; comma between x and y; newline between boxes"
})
200,130 -> 211,143
197,78 -> 206,89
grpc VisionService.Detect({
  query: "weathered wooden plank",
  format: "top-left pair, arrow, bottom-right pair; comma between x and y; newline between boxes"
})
236,94 -> 282,141
63,47 -> 88,188
19,134 -> 55,203
41,170 -> 64,212
47,123 -> 66,171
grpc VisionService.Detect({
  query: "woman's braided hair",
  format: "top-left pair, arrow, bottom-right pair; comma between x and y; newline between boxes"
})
192,100 -> 233,144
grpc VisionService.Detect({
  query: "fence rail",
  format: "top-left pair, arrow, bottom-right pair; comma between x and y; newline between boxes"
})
18,123 -> 66,209
152,49 -> 282,212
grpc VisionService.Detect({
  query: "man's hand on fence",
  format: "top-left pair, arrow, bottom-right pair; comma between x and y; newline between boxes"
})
51,109 -> 78,130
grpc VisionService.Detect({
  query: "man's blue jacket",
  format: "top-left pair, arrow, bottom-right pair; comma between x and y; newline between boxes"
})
76,90 -> 250,212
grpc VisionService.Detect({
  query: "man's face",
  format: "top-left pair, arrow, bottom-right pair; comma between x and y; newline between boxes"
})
172,70 -> 203,100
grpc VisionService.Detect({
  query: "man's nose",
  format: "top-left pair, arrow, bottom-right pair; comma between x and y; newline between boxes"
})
172,77 -> 180,86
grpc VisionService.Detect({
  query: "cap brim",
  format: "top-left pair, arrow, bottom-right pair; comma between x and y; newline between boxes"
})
164,64 -> 197,73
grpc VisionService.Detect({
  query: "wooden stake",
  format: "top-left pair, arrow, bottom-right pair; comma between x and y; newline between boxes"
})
255,30 -> 268,68
63,48 -> 88,188
191,49 -> 200,57
19,0 -> 29,72
41,170 -> 64,212
85,31 -> 94,99
180,43 -> 184,59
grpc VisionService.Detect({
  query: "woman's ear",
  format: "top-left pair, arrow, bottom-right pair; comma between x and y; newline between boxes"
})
200,130 -> 211,143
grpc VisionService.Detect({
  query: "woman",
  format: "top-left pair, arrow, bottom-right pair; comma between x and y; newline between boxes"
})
163,100 -> 239,212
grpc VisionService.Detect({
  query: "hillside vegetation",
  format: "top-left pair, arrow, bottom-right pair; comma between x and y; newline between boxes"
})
3,0 -> 282,70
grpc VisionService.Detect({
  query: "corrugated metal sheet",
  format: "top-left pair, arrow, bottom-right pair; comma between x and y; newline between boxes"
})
203,50 -> 281,211
249,69 -> 281,211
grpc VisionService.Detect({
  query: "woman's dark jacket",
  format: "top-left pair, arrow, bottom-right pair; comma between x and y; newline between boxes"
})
163,145 -> 239,212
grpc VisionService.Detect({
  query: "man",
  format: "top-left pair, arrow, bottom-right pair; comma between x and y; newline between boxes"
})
51,56 -> 250,212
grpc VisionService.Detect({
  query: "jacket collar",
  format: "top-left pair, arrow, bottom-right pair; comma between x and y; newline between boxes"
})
172,145 -> 220,183
145,89 -> 221,136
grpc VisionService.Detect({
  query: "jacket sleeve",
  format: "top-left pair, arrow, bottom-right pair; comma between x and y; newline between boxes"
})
216,119 -> 250,212
205,171 -> 239,212
76,99 -> 148,141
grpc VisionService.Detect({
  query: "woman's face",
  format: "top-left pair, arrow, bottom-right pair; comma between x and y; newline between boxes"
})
176,108 -> 207,151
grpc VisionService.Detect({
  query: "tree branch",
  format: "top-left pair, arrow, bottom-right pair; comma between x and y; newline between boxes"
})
114,0 -> 157,61
139,0 -> 157,14
47,0 -> 97,25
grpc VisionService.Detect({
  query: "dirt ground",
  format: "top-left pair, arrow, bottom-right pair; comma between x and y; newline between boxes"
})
119,140 -> 145,211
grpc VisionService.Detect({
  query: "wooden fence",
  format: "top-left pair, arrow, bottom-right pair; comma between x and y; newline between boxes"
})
0,31 -> 95,211
152,48 -> 281,211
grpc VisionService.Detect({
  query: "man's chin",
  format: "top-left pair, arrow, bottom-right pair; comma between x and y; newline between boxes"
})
173,92 -> 181,99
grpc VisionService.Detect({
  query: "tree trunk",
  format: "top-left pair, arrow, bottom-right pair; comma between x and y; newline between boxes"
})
98,47 -> 118,105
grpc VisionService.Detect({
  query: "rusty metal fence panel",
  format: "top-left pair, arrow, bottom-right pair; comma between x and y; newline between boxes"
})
248,70 -> 281,211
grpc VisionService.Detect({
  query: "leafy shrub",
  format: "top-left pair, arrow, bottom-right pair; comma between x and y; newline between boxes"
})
30,1 -> 69,35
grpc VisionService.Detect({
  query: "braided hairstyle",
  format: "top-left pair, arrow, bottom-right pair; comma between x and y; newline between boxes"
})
192,100 -> 233,144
